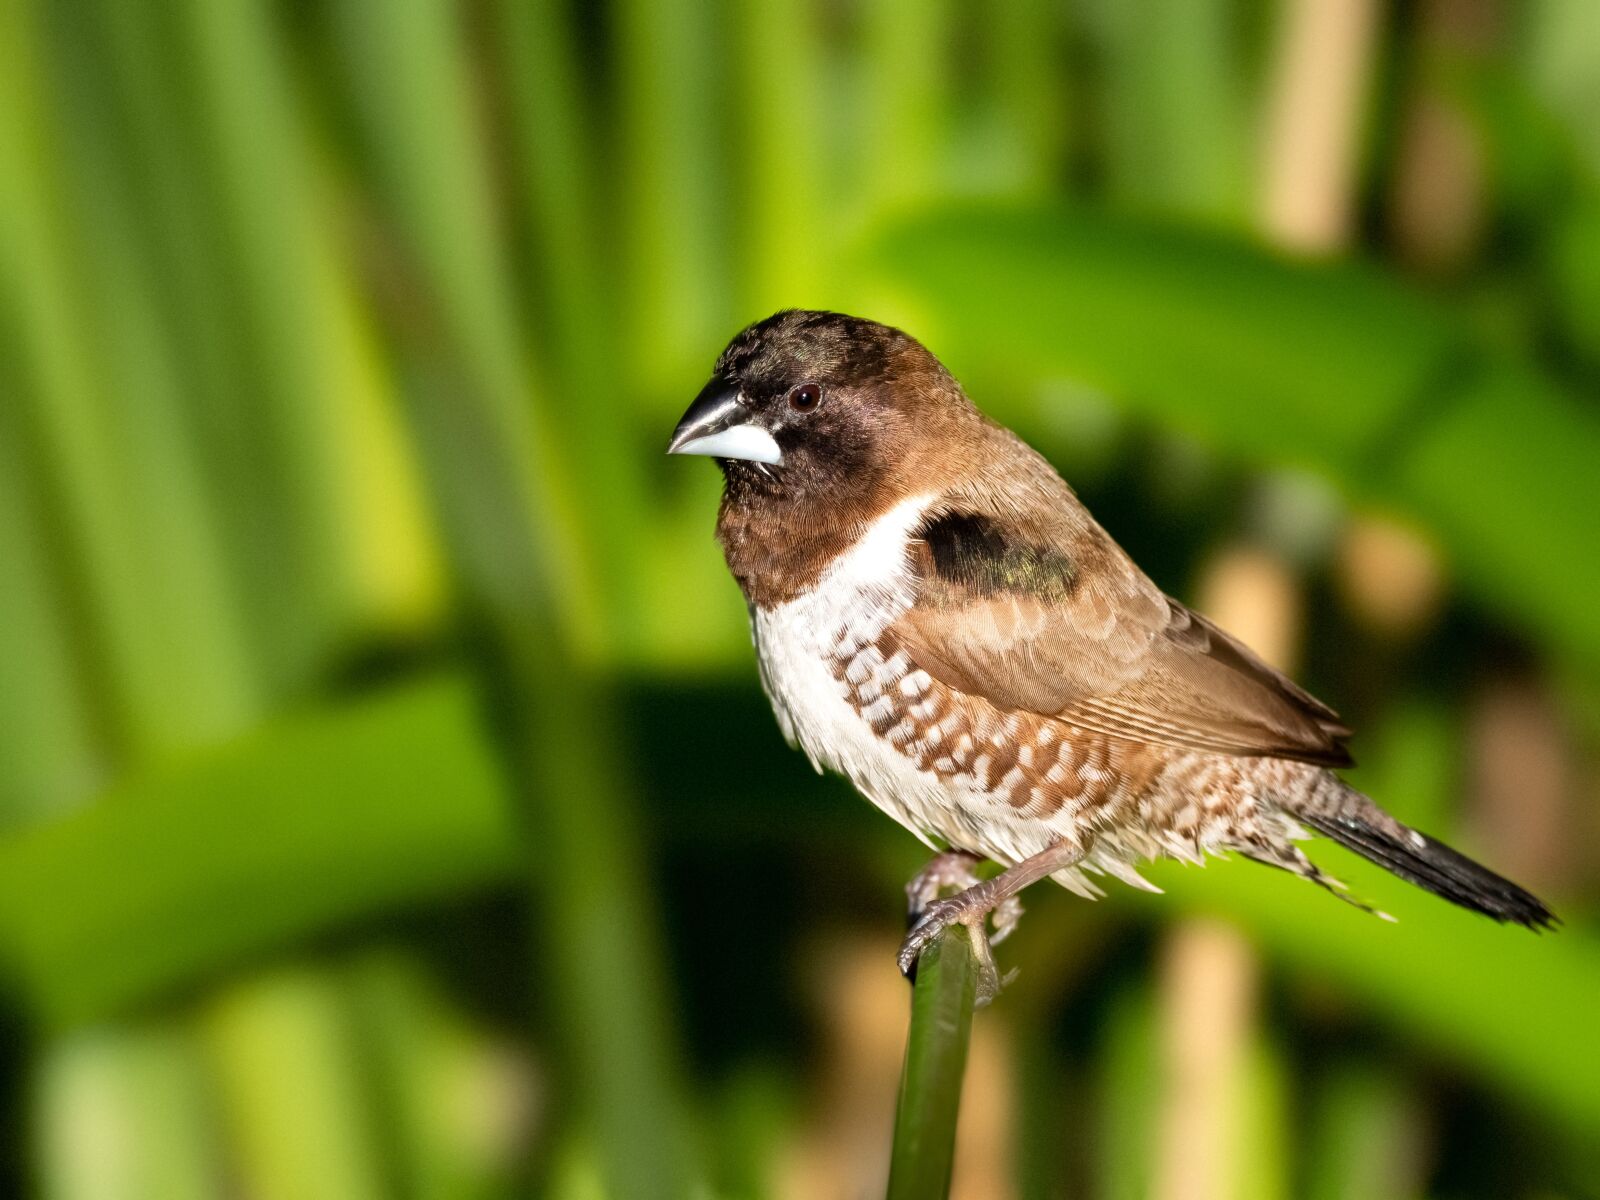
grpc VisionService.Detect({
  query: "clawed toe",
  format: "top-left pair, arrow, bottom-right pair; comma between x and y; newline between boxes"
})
897,902 -> 1014,1005
905,850 -> 984,927
988,895 -> 1024,946
897,839 -> 1082,998
897,897 -> 964,978
966,923 -> 1009,1008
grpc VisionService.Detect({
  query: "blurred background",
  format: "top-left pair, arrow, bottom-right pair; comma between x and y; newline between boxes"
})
1,0 -> 1598,1196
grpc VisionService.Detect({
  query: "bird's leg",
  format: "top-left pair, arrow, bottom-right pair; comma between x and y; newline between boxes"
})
906,848 -> 1025,949
897,838 -> 1089,1002
905,849 -> 985,925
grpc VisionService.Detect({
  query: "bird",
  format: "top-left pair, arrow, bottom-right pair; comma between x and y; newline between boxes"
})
667,309 -> 1555,994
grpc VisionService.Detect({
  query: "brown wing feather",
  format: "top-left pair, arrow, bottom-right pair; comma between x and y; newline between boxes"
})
1055,600 -> 1352,766
895,468 -> 1351,767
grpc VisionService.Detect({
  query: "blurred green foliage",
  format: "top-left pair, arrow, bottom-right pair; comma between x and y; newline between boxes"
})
1,1 -> 1597,1198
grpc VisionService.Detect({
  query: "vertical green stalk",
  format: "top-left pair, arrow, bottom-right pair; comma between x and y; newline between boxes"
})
324,4 -> 701,1194
201,969 -> 387,1200
389,359 -> 700,1200
0,364 -> 100,821
171,0 -> 367,691
730,0 -> 827,311
76,0 -> 355,697
858,0 -> 955,219
10,8 -> 398,1200
326,0 -> 603,658
886,929 -> 980,1200
0,27 -> 85,821
613,0 -> 727,397
604,0 -> 738,671
3,9 -> 240,1196
982,0 -> 1068,196
345,950 -> 515,1200
35,1025 -> 220,1200
1084,0 -> 1252,223
4,0 -> 257,760
487,0 -> 646,654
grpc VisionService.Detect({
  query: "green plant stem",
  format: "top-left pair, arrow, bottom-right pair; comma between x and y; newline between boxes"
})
329,0 -> 703,1169
886,928 -> 980,1200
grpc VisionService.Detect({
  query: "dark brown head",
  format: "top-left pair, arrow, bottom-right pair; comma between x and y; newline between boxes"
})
667,310 -> 981,604
668,310 -> 971,497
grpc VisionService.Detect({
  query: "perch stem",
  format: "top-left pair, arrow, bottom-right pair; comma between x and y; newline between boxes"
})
886,925 -> 980,1200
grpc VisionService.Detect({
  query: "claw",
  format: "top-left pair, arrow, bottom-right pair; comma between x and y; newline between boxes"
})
899,852 -> 1009,990
896,837 -> 1088,1002
989,895 -> 1024,946
898,896 -> 965,977
896,899 -> 1013,1005
967,923 -> 1004,1006
905,849 -> 984,927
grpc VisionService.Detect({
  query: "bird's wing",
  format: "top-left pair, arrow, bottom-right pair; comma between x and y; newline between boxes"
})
892,503 -> 1352,767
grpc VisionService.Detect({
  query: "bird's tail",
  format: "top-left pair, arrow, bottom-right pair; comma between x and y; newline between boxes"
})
1288,783 -> 1557,930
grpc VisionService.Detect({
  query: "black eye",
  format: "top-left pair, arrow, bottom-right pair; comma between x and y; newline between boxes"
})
787,383 -> 822,412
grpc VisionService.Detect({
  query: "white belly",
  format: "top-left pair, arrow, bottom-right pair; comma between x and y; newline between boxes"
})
743,493 -> 1168,897
750,494 -> 977,849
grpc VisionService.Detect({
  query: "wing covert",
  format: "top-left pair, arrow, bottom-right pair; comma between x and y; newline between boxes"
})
894,505 -> 1352,767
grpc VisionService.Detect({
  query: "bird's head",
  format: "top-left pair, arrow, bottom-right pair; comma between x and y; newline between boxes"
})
667,310 -> 971,505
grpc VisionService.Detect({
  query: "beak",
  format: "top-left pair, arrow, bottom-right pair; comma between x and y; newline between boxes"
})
667,378 -> 783,465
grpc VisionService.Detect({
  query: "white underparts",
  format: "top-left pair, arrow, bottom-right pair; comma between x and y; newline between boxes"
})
751,495 -> 1117,887
752,495 -> 948,847
748,492 -> 1281,899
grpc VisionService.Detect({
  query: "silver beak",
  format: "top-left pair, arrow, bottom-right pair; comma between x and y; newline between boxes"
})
667,378 -> 783,465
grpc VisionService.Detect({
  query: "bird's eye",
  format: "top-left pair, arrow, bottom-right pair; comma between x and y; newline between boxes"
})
787,383 -> 822,412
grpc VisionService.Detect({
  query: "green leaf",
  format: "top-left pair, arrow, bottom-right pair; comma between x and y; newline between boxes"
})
1395,363 -> 1600,668
1083,0 -> 1253,223
1112,856 -> 1600,1135
0,675 -> 515,1028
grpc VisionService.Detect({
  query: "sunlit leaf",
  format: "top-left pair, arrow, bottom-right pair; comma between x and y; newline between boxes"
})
0,676 -> 515,1027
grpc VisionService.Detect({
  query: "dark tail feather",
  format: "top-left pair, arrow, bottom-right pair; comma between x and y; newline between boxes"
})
1299,810 -> 1558,930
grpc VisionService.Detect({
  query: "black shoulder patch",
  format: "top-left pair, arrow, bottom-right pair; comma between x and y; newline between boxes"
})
917,512 -> 1077,601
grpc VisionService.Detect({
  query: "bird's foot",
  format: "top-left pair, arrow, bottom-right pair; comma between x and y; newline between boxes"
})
905,849 -> 984,925
897,837 -> 1087,1005
990,894 -> 1024,947
906,851 -> 1026,941
898,877 -> 1022,1007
